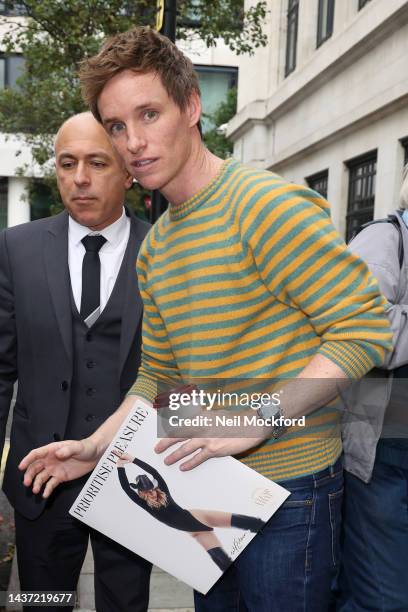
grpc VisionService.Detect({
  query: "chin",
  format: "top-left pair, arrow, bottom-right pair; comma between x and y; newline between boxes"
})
70,212 -> 100,228
135,174 -> 165,192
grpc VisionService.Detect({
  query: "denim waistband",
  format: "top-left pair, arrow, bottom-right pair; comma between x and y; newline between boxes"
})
279,456 -> 343,490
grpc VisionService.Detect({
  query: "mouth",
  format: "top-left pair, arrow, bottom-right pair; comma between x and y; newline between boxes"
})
72,196 -> 97,202
131,158 -> 158,170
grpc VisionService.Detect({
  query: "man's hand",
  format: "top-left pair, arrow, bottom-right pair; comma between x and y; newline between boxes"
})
18,438 -> 100,498
155,435 -> 266,471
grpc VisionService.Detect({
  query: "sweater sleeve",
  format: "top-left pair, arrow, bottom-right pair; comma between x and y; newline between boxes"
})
240,183 -> 393,378
128,235 -> 182,402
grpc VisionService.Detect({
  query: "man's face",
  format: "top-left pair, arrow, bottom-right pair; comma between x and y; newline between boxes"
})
55,115 -> 133,230
98,70 -> 200,195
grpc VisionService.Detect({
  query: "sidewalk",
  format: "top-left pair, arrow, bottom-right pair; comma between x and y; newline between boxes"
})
77,546 -> 194,611
6,547 -> 194,612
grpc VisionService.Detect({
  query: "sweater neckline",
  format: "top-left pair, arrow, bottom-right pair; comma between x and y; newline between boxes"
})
169,158 -> 235,221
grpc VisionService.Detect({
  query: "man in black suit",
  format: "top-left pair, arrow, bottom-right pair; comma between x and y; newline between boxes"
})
0,112 -> 152,611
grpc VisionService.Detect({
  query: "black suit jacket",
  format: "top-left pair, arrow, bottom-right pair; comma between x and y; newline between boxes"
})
0,209 -> 150,519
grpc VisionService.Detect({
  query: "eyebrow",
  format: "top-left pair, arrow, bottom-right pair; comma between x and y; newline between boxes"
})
57,151 -> 112,161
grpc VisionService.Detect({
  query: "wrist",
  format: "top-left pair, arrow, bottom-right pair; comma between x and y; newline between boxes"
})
88,431 -> 108,459
256,401 -> 287,440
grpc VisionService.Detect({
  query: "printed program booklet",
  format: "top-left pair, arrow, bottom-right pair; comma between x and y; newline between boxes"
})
69,399 -> 290,594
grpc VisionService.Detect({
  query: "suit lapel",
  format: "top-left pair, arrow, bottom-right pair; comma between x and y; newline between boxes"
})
119,214 -> 144,376
43,211 -> 73,361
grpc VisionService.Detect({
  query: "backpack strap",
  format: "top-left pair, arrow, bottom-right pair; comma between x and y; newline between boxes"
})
351,213 -> 404,269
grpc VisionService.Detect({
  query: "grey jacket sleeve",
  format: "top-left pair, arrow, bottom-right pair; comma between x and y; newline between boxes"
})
349,221 -> 408,369
0,230 -> 18,463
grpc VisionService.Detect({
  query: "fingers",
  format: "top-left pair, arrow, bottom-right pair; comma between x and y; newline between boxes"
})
154,437 -> 186,454
31,468 -> 51,495
22,459 -> 47,487
179,449 -> 211,471
18,440 -> 81,472
24,465 -> 63,498
18,445 -> 54,471
43,476 -> 61,499
163,439 -> 204,466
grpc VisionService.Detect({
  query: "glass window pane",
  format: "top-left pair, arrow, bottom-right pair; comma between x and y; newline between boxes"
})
195,67 -> 237,133
346,153 -> 377,241
7,55 -> 24,88
358,0 -> 371,9
0,58 -> 5,89
317,0 -> 335,47
30,180 -> 54,221
285,0 -> 299,76
306,170 -> 328,199
321,1 -> 328,39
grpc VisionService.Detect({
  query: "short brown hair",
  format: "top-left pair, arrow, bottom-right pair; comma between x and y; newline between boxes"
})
79,26 -> 201,122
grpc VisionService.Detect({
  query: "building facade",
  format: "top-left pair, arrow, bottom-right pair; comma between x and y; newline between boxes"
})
228,0 -> 408,239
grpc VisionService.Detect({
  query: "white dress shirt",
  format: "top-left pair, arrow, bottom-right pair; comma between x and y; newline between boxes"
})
68,208 -> 130,315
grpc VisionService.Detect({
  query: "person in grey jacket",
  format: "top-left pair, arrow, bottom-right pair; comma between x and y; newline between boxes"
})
338,166 -> 408,611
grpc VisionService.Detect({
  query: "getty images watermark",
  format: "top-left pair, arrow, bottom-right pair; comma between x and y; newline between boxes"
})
164,388 -> 306,429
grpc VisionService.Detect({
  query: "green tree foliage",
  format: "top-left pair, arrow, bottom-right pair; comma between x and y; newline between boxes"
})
203,86 -> 237,159
0,0 -> 267,214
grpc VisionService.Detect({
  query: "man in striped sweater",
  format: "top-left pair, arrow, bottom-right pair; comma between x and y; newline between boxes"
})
20,27 -> 392,611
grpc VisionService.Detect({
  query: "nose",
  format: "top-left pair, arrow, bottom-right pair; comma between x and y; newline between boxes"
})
73,162 -> 90,186
126,127 -> 147,155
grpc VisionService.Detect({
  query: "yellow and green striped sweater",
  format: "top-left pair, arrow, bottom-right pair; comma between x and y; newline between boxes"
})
130,159 -> 392,481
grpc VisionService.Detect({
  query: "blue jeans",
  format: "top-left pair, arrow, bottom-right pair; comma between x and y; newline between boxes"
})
194,458 -> 343,612
337,460 -> 408,611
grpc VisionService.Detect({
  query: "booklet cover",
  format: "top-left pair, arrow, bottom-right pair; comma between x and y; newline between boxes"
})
69,399 -> 290,594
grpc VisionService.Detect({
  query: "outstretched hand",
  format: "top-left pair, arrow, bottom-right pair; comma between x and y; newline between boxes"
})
18,439 -> 100,498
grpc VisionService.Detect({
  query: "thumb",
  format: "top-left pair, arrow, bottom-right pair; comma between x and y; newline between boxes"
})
55,440 -> 84,459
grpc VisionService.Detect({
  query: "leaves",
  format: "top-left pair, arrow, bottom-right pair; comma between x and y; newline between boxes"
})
0,0 -> 267,202
203,86 -> 237,158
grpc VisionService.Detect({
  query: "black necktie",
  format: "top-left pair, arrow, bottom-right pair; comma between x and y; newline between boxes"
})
80,235 -> 107,322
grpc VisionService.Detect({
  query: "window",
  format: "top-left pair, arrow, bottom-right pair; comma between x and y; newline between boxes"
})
285,0 -> 299,77
306,170 -> 329,199
30,180 -> 54,221
358,0 -> 371,10
317,0 -> 335,47
345,152 -> 377,241
0,178 -> 8,230
0,55 -> 24,89
0,57 -> 5,89
0,1 -> 26,15
194,66 -> 238,133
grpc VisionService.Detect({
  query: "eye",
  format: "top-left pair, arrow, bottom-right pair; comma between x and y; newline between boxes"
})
143,110 -> 159,122
60,161 -> 75,169
91,160 -> 107,168
109,122 -> 125,136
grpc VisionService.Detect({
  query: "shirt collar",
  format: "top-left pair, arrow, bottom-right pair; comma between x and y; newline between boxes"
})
68,207 -> 128,248
402,209 -> 408,228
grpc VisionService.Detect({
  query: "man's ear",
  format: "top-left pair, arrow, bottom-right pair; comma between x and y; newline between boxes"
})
187,91 -> 202,129
124,170 -> 134,190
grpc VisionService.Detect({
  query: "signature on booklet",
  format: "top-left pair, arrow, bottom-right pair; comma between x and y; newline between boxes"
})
230,533 -> 247,556
251,488 -> 275,506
